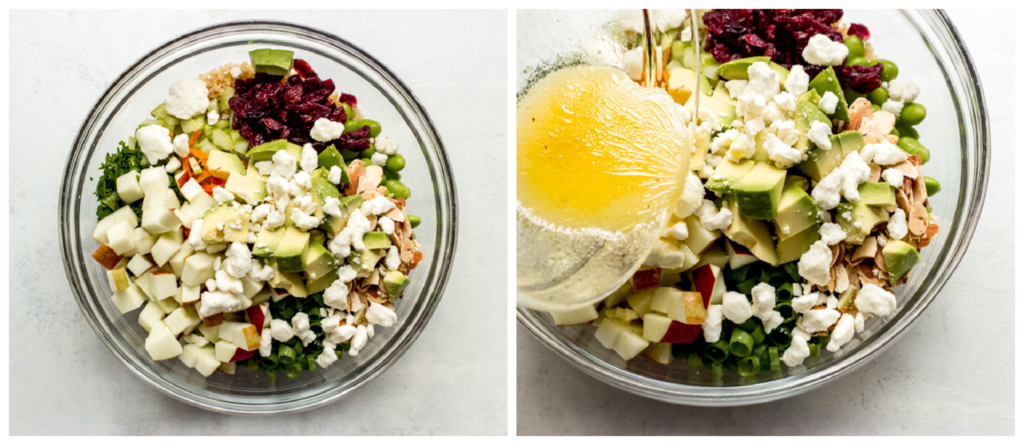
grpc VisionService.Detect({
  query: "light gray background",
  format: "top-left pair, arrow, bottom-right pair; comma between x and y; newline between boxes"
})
517,11 -> 1015,436
9,10 -> 507,435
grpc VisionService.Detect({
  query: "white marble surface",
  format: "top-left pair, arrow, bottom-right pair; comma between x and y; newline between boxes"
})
517,11 -> 1015,436
9,10 -> 507,435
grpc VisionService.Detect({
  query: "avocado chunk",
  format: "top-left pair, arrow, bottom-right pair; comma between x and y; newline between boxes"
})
249,48 -> 294,77
794,95 -> 832,152
882,240 -> 921,285
275,227 -> 310,273
207,150 -> 246,179
836,200 -> 889,245
797,133 -> 845,181
774,184 -> 820,241
269,261 -> 308,298
201,203 -> 249,243
317,145 -> 348,177
321,195 -> 365,237
733,162 -> 787,220
784,175 -> 809,191
808,66 -> 850,122
722,197 -> 779,265
349,249 -> 385,277
304,242 -> 336,281
858,182 -> 896,207
716,56 -> 770,80
666,67 -> 712,106
306,270 -> 338,295
836,130 -> 865,157
681,214 -> 722,255
253,227 -> 285,257
776,222 -> 821,264
383,271 -> 411,300
363,231 -> 391,250
246,139 -> 302,163
687,81 -> 737,130
224,170 -> 267,205
309,230 -> 326,247
705,159 -> 755,194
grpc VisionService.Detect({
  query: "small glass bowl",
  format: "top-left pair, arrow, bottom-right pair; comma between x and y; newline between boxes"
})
59,20 -> 458,414
517,9 -> 990,406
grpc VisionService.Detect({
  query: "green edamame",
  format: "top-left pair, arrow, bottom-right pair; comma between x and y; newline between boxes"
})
845,35 -> 865,59
341,148 -> 359,161
846,57 -> 870,67
894,121 -> 919,140
890,127 -> 900,137
924,176 -> 941,196
407,214 -> 421,228
897,137 -> 930,164
344,119 -> 382,138
384,179 -> 411,199
341,104 -> 354,122
843,87 -> 866,104
900,103 -> 927,126
384,170 -> 401,181
359,147 -> 375,160
871,104 -> 881,112
867,87 -> 889,106
878,59 -> 899,82
385,153 -> 406,172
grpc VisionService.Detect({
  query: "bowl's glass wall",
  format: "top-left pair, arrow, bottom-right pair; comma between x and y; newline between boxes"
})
517,9 -> 988,405
60,21 -> 457,414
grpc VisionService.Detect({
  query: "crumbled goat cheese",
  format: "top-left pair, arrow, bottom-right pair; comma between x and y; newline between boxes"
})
856,283 -> 897,316
214,270 -> 244,295
259,329 -> 273,357
798,308 -> 841,333
867,142 -> 908,166
164,79 -> 210,119
887,79 -> 920,102
361,195 -> 396,216
802,34 -> 849,66
675,103 -> 692,124
839,152 -> 871,202
751,282 -> 776,316
316,342 -> 338,368
722,291 -> 754,324
702,305 -> 725,343
854,312 -> 866,332
643,240 -> 688,270
300,143 -> 318,173
263,210 -> 285,230
164,157 -> 181,173
773,92 -> 797,112
310,118 -> 346,142
230,67 -> 242,78
323,278 -> 350,311
737,91 -> 766,122
379,216 -> 396,235
348,325 -> 369,356
198,291 -> 241,318
207,108 -> 220,126
888,208 -> 908,240
223,242 -> 251,278
782,335 -> 810,367
385,246 -> 401,270
697,107 -> 722,131
271,150 -> 297,179
819,222 -> 846,245
172,134 -> 190,157
254,161 -> 274,176
760,102 -> 786,125
882,168 -> 904,188
696,200 -> 733,232
881,99 -> 904,116
250,204 -> 271,224
327,166 -> 343,185
249,262 -> 275,282
366,302 -> 397,327
784,65 -> 809,95
291,313 -> 317,346
725,80 -> 748,99
668,222 -> 688,241
375,136 -> 399,155
760,310 -> 785,333
290,207 -> 321,231
710,129 -> 739,155
293,170 -> 313,190
212,186 -> 234,203
827,313 -> 856,352
326,324 -> 357,344
818,91 -> 839,114
798,240 -> 832,286
726,133 -> 757,161
266,176 -> 290,200
807,121 -> 833,151
323,197 -> 342,218
371,152 -> 389,167
136,125 -> 175,164
746,62 -> 781,100
270,319 -> 294,342
763,133 -> 802,168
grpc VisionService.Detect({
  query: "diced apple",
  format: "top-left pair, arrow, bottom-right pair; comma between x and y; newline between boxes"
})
203,312 -> 224,327
91,244 -> 123,270
668,291 -> 707,325
155,297 -> 180,314
111,283 -> 147,313
230,348 -> 255,363
650,287 -> 682,313
93,206 -> 139,244
631,268 -> 661,292
642,313 -> 702,343
241,275 -> 264,299
181,283 -> 201,304
660,269 -> 683,287
689,263 -> 726,307
601,282 -> 632,309
126,254 -> 154,277
214,341 -> 237,362
139,166 -> 169,194
137,302 -> 165,332
194,345 -> 220,377
219,321 -> 261,351
106,221 -> 136,255
181,252 -> 216,286
693,242 -> 729,270
594,318 -> 626,349
164,189 -> 181,211
116,171 -> 144,203
189,192 -> 215,214
252,288 -> 274,306
179,343 -> 202,368
168,242 -> 195,277
245,305 -> 267,335
132,228 -> 156,255
613,330 -> 650,360
549,304 -> 599,326
144,325 -> 183,361
151,232 -> 183,267
142,206 -> 181,235
642,342 -> 676,365
217,362 -> 237,375
150,271 -> 178,300
726,240 -> 759,270
173,205 -> 198,228
682,214 -> 721,255
164,306 -> 201,336
626,290 -> 655,317
107,267 -> 131,291
198,324 -> 221,342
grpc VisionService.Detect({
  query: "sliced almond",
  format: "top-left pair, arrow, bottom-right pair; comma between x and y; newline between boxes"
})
912,175 -> 928,203
359,165 -> 384,194
345,160 -> 366,196
852,236 -> 878,262
909,204 -> 929,236
869,164 -> 882,182
893,161 -> 919,179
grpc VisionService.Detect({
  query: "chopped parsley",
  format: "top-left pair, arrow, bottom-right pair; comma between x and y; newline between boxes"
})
94,141 -> 148,220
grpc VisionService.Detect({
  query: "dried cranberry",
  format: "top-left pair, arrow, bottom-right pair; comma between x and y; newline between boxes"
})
847,23 -> 870,40
293,59 -> 317,79
284,85 -> 304,103
839,63 -> 883,93
338,93 -> 357,107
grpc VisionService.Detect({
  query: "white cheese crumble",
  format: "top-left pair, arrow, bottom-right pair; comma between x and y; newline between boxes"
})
696,200 -> 733,232
798,240 -> 832,286
310,118 -> 346,142
798,308 -> 841,333
327,166 -> 343,185
721,291 -> 753,324
172,133 -> 190,157
866,142 -> 909,166
807,121 -> 833,151
370,152 -> 389,167
784,65 -> 809,96
136,125 -> 175,164
375,136 -> 399,155
198,291 -> 241,318
300,143 -> 319,172
366,302 -> 397,327
271,150 -> 297,179
819,222 -> 846,245
802,34 -> 849,66
818,91 -> 839,114
782,335 -> 810,366
702,305 -> 724,343
270,319 -> 294,342
164,79 -> 210,120
164,157 -> 181,173
881,99 -> 904,116
230,67 -> 242,78
223,242 -> 251,278
667,222 -> 688,241
855,283 -> 897,316
887,79 -> 920,103
882,168 -> 905,188
385,245 -> 401,270
888,208 -> 909,240
826,313 -> 856,352
762,133 -> 802,168
212,186 -> 234,203
750,282 -> 776,316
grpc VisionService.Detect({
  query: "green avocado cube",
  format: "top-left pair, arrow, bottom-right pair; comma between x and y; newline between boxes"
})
249,48 -> 294,77
836,200 -> 889,245
363,231 -> 391,250
705,159 -> 755,194
733,162 -> 787,220
883,240 -> 921,285
321,195 -> 364,237
317,145 -> 348,180
306,270 -> 338,295
246,139 -> 302,163
837,130 -> 865,157
775,222 -> 821,264
858,182 -> 896,207
349,249 -> 385,277
715,56 -> 770,80
774,184 -> 820,241
253,227 -> 286,257
304,242 -> 336,282
383,271 -> 411,300
797,134 -> 845,181
275,227 -> 310,273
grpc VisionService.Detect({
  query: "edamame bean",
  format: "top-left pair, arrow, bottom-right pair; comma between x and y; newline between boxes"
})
843,87 -> 866,104
897,137 -> 930,164
341,148 -> 359,161
890,127 -> 900,137
341,104 -> 354,122
871,104 -> 881,112
895,121 -> 919,140
359,147 -> 375,160
847,57 -> 870,67
845,35 -> 865,59
385,153 -> 406,172
344,120 -> 363,133
878,59 -> 899,82
388,170 -> 401,181
353,119 -> 381,138
924,176 -> 941,196
900,103 -> 927,126
407,214 -> 421,228
867,87 -> 889,106
384,179 -> 411,199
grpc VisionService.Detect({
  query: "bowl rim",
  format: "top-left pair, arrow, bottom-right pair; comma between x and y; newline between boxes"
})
517,9 -> 991,406
59,19 -> 458,414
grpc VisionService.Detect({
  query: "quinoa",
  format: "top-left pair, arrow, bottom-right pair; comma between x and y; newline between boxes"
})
200,62 -> 255,100
328,92 -> 365,121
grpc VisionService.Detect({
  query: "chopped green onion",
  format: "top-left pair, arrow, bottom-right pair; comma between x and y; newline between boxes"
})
711,361 -> 724,379
774,300 -> 797,323
278,344 -> 296,365
730,329 -> 754,357
768,346 -> 780,371
750,324 -> 766,345
808,342 -> 821,358
768,325 -> 792,347
782,262 -> 802,281
705,340 -> 730,362
736,279 -> 757,295
738,356 -> 761,377
777,282 -> 794,301
736,318 -> 758,333
687,353 -> 703,367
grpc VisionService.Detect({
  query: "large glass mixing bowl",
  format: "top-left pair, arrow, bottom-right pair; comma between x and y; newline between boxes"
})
59,21 -> 458,414
517,9 -> 990,406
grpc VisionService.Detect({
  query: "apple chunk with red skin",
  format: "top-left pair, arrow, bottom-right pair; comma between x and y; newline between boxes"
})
726,241 -> 758,270
230,348 -> 255,363
92,244 -> 123,270
642,342 -> 676,365
667,291 -> 707,325
245,305 -> 266,335
689,264 -> 726,307
631,268 -> 661,292
643,313 -> 702,343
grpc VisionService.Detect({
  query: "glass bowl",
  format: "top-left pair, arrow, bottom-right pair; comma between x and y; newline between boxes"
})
59,20 -> 458,414
517,9 -> 990,406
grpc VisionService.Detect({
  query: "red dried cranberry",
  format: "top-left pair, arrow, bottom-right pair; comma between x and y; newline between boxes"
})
293,59 -> 317,78
847,23 -> 870,40
839,63 -> 883,93
338,93 -> 357,107
284,85 -> 304,103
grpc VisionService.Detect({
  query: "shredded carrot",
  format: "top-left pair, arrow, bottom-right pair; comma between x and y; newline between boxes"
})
189,130 -> 202,148
195,170 -> 212,183
189,148 -> 209,170
177,167 -> 191,188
